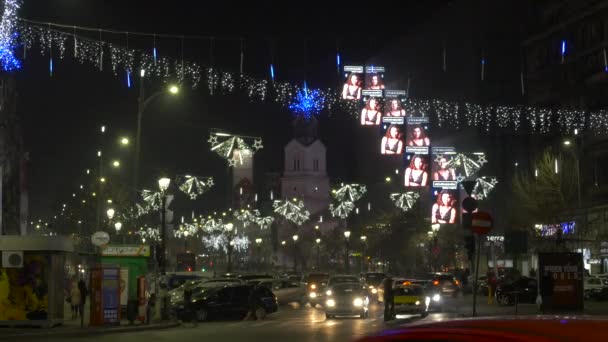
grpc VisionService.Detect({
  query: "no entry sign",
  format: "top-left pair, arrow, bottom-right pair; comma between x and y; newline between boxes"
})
471,211 -> 493,235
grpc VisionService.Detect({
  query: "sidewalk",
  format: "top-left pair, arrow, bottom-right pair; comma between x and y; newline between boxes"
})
0,302 -> 179,339
443,294 -> 608,317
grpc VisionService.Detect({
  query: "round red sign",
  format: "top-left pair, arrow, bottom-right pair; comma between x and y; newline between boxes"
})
471,211 -> 493,235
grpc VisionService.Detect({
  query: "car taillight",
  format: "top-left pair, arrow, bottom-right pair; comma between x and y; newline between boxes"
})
454,280 -> 460,286
433,280 -> 440,286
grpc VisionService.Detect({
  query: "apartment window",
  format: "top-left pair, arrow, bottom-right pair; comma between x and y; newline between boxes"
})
296,159 -> 300,170
293,159 -> 297,171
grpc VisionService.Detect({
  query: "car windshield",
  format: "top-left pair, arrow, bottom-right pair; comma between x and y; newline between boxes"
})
394,286 -> 424,296
330,276 -> 360,284
364,273 -> 385,285
332,283 -> 364,295
306,274 -> 329,284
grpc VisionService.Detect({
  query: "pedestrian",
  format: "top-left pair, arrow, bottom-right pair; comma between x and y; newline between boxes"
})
78,278 -> 88,319
70,281 -> 81,319
244,285 -> 265,321
382,276 -> 394,322
183,283 -> 197,327
487,271 -> 497,304
146,293 -> 156,324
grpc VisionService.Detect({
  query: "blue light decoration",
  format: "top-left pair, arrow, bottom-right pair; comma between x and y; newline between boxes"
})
0,0 -> 23,72
49,57 -> 53,76
270,63 -> 275,81
561,40 -> 566,56
336,52 -> 341,72
153,47 -> 157,63
126,69 -> 132,88
288,85 -> 325,120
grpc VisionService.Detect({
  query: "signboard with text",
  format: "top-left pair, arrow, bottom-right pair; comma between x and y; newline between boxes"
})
539,252 -> 584,312
102,245 -> 151,257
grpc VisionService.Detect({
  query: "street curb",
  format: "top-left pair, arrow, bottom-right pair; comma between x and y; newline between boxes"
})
0,321 -> 181,340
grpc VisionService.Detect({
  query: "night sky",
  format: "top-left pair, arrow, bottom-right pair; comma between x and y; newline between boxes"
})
15,0 -> 529,223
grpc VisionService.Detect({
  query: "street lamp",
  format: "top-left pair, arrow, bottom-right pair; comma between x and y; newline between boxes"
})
292,234 -> 299,272
114,222 -> 122,231
255,238 -> 263,271
157,176 -> 171,320
133,77 -> 180,201
112,160 -> 120,168
360,235 -> 367,273
315,238 -> 321,270
106,208 -> 115,220
120,137 -> 129,146
344,230 -> 351,274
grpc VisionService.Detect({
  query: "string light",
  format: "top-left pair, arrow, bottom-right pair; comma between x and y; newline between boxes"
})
390,192 -> 420,212
273,199 -> 310,226
0,0 -> 22,71
177,175 -> 214,200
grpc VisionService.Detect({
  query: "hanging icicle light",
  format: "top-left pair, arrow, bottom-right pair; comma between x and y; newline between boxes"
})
270,63 -> 275,81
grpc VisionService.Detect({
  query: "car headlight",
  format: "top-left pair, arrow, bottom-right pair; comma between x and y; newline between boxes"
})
368,285 -> 374,289
326,299 -> 336,307
326,290 -> 332,296
309,292 -> 317,298
353,298 -> 364,307
415,300 -> 420,306
311,284 -> 316,290
432,294 -> 441,302
371,288 -> 378,294
425,297 -> 431,307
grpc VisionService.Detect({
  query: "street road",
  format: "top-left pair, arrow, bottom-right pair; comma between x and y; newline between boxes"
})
30,295 -> 608,342
38,302 -> 457,342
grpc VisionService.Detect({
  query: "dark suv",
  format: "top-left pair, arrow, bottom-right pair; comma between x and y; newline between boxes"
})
426,273 -> 460,297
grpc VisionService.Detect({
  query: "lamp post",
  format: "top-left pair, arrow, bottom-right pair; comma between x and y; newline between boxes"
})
315,238 -> 321,270
292,234 -> 299,272
430,224 -> 440,271
225,223 -> 234,272
255,238 -> 263,271
158,177 -> 170,320
344,230 -> 351,274
114,222 -> 123,244
134,72 -> 179,201
563,137 -> 583,249
360,235 -> 367,273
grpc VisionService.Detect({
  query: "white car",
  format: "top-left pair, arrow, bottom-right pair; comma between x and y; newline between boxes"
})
584,277 -> 604,299
258,279 -> 306,305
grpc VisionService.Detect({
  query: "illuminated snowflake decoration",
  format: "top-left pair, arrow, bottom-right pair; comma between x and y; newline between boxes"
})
201,217 -> 224,233
329,201 -> 355,219
233,208 -> 260,228
230,235 -> 250,252
288,87 -> 325,120
136,227 -> 160,243
273,199 -> 310,226
0,0 -> 22,71
119,203 -> 148,222
390,192 -> 420,212
141,190 -> 162,211
209,133 -> 262,168
202,235 -> 227,251
332,183 -> 367,203
472,177 -> 498,200
256,215 -> 274,230
450,154 -> 484,177
177,175 -> 214,200
173,222 -> 199,239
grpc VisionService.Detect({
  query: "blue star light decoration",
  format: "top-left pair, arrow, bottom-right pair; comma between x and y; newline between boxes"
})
288,87 -> 325,120
0,0 -> 22,71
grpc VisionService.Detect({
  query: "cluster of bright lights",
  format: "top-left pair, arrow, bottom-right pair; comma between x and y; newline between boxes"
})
136,226 -> 160,242
16,21 -> 608,134
174,222 -> 199,239
177,175 -> 214,200
472,177 -> 498,200
329,183 -> 367,219
288,86 -> 325,120
448,153 -> 487,179
390,192 -> 420,212
273,199 -> 310,226
256,215 -> 274,230
141,189 -> 162,211
233,208 -> 261,228
0,0 -> 21,71
208,133 -> 263,167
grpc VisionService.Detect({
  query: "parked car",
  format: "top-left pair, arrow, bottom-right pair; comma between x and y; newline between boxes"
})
237,273 -> 275,282
324,282 -> 369,319
393,284 -> 429,318
258,279 -> 306,305
174,284 -> 277,322
304,273 -> 329,306
584,276 -> 605,300
169,278 -> 243,305
165,272 -> 210,290
495,277 -> 537,306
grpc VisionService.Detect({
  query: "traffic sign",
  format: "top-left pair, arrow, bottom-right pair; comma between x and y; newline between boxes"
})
471,211 -> 493,235
91,231 -> 110,247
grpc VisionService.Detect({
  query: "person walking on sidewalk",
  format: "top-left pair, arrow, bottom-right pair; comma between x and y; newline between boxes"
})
78,278 -> 88,319
487,271 -> 497,304
183,283 -> 197,326
70,281 -> 81,319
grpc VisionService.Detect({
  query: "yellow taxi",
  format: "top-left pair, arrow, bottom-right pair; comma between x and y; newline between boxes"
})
393,282 -> 429,317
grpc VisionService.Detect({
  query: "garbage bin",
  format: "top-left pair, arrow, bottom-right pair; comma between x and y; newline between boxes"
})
127,299 -> 139,324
